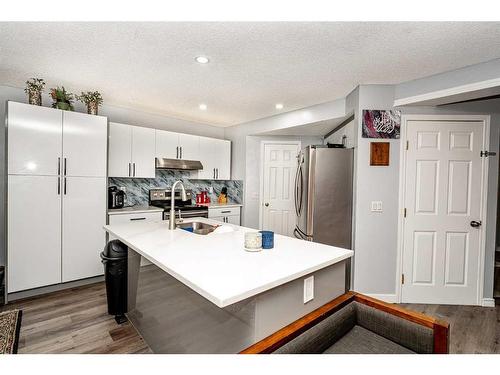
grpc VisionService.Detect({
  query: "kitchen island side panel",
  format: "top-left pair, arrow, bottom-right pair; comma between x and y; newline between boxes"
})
127,249 -> 347,353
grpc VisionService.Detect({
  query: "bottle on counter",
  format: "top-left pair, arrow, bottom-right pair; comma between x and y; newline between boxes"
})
218,187 -> 228,204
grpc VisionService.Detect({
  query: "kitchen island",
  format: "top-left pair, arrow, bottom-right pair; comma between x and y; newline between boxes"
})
103,218 -> 353,353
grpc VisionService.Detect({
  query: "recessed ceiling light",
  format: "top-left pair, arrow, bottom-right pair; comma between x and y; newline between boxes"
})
199,104 -> 207,110
275,103 -> 284,110
195,56 -> 210,64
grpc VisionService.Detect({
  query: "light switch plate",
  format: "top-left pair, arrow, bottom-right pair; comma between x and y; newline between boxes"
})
371,201 -> 383,212
304,276 -> 314,304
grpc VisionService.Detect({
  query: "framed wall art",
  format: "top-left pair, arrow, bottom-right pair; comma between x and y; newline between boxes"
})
362,109 -> 401,139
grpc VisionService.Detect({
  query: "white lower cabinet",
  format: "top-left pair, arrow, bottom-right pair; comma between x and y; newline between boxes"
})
8,175 -> 62,293
62,177 -> 107,282
208,206 -> 241,225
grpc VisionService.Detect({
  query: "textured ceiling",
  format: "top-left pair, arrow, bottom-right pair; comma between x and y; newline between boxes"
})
1,22 -> 500,126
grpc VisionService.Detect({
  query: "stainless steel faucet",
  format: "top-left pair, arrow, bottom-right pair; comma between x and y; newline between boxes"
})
169,180 -> 188,230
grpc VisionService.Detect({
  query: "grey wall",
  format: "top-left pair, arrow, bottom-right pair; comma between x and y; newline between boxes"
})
351,85 -> 500,300
0,84 -> 226,268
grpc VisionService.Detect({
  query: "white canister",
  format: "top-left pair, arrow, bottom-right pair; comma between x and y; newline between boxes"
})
244,231 -> 262,252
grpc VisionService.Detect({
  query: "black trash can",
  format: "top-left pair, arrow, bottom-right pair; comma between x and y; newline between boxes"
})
101,240 -> 128,323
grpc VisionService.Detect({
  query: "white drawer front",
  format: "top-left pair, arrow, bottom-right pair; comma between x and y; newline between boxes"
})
109,211 -> 163,225
208,207 -> 240,218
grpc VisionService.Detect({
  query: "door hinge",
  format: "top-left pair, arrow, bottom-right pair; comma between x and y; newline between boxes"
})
406,140 -> 409,150
401,274 -> 405,285
403,208 -> 407,218
480,150 -> 496,157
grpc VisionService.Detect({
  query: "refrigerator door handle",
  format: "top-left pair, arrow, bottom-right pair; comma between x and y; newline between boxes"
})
294,163 -> 300,216
297,163 -> 304,216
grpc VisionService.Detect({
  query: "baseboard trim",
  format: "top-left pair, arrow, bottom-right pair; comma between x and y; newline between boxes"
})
364,293 -> 398,303
7,275 -> 104,303
482,298 -> 496,307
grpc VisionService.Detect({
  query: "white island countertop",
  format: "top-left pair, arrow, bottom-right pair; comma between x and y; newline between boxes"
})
103,218 -> 353,308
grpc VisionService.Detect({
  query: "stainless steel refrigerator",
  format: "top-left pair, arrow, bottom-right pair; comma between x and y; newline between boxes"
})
293,145 -> 353,249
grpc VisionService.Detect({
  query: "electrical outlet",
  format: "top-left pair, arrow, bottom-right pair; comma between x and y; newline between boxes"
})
303,276 -> 314,304
371,201 -> 383,212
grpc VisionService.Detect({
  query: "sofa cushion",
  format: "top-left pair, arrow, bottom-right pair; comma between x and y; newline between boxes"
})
323,325 -> 416,354
354,302 -> 434,353
273,302 -> 356,354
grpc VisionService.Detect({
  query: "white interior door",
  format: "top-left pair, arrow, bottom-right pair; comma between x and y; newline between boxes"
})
63,111 -> 107,177
131,126 -> 156,178
262,143 -> 299,236
62,176 -> 106,282
8,175 -> 62,292
108,122 -> 132,177
8,101 -> 62,176
402,119 -> 486,305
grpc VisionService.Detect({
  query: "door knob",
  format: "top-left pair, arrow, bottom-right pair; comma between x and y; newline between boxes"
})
265,203 -> 269,207
470,220 -> 482,228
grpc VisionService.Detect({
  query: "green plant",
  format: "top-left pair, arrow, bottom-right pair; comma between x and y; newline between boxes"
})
76,91 -> 103,106
24,78 -> 45,94
50,86 -> 74,110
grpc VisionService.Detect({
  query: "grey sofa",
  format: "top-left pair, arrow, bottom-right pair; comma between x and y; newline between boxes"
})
241,292 -> 449,354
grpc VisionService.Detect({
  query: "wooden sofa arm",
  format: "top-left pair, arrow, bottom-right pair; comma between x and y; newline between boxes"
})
240,292 -> 449,354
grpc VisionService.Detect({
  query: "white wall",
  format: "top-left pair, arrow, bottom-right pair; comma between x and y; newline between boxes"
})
243,135 -> 323,229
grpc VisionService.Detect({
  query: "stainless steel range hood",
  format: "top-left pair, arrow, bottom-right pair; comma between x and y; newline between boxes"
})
155,157 -> 203,170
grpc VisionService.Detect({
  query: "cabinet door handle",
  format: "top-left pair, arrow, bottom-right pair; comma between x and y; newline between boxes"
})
221,210 -> 231,213
128,163 -> 131,177
57,177 -> 61,195
180,146 -> 183,159
63,158 -> 67,176
63,177 -> 67,195
176,146 -> 179,159
133,163 -> 136,177
130,217 -> 146,221
216,168 -> 219,179
213,168 -> 215,179
57,157 -> 61,175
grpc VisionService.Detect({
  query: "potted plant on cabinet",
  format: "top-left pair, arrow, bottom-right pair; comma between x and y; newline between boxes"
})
50,86 -> 74,111
24,78 -> 45,106
76,91 -> 103,115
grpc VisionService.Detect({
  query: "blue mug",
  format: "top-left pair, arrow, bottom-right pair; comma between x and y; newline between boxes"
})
259,231 -> 274,249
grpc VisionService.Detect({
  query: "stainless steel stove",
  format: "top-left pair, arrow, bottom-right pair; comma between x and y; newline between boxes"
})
149,188 -> 208,220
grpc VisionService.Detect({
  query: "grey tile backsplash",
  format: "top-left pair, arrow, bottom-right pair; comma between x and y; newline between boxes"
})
109,170 -> 243,207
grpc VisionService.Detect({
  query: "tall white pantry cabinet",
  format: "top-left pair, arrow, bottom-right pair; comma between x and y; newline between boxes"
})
7,101 -> 108,293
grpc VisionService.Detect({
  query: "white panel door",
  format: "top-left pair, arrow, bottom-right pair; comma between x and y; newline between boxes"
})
402,120 -> 485,305
156,130 -> 179,159
8,101 -> 62,176
215,139 -> 231,180
8,175 -> 62,292
179,133 -> 200,160
108,122 -> 132,177
262,143 -> 299,236
62,176 -> 106,282
198,137 -> 217,179
63,111 -> 107,177
131,126 -> 156,178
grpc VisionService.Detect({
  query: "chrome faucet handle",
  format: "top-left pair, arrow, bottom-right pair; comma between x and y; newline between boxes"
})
176,209 -> 183,223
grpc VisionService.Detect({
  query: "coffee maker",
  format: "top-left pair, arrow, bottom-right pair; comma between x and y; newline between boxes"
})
108,186 -> 126,209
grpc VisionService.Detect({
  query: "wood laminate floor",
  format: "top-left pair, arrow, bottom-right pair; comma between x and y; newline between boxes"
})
0,282 -> 151,354
1,281 -> 499,354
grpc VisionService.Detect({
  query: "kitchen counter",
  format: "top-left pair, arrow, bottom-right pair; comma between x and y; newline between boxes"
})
103,218 -> 352,353
103,218 -> 352,308
107,206 -> 164,215
197,202 -> 243,208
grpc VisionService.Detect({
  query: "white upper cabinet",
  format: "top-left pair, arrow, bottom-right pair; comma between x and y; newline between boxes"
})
198,136 -> 217,179
108,122 -> 156,178
215,139 -> 231,180
155,130 -> 200,161
131,126 -> 156,178
198,137 -> 231,180
108,122 -> 133,177
155,130 -> 179,159
178,133 -> 200,160
62,111 -> 107,177
8,101 -> 62,176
